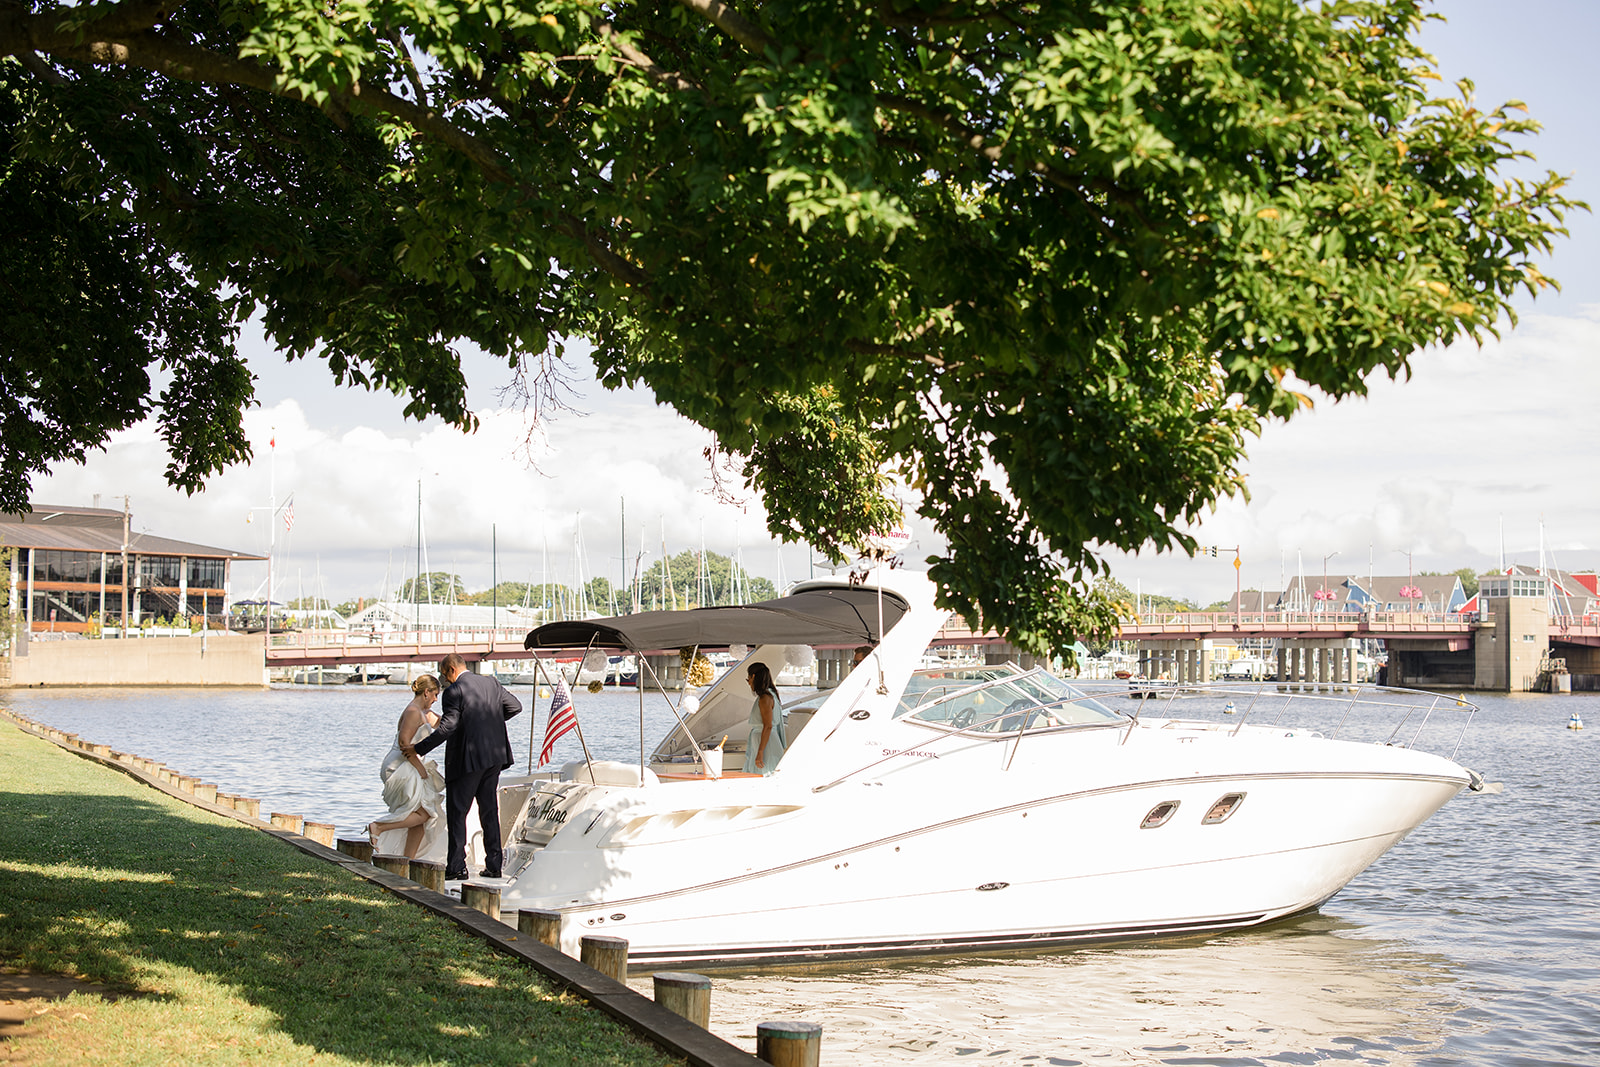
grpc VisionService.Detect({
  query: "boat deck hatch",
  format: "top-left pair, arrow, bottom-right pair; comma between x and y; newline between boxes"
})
1141,801 -> 1180,829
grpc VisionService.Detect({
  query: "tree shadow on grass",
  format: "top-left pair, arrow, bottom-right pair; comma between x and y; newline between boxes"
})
0,786 -> 676,1067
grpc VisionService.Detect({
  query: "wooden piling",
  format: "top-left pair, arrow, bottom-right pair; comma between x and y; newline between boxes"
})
756,1021 -> 822,1067
234,797 -> 261,819
410,859 -> 446,892
336,838 -> 374,862
517,909 -> 563,949
579,935 -> 629,983
177,775 -> 199,794
194,783 -> 219,804
91,743 -> 112,757
216,792 -> 237,808
156,767 -> 173,783
302,821 -> 336,847
461,883 -> 501,919
652,972 -> 711,1029
372,853 -> 411,879
269,812 -> 304,833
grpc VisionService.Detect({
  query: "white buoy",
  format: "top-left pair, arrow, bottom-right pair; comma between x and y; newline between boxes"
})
1568,711 -> 1584,731
1223,702 -> 1237,715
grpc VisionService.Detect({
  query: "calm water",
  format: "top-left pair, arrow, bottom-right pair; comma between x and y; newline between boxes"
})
5,684 -> 1596,1066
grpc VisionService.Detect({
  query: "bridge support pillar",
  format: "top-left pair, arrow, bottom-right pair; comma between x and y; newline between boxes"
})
1276,646 -> 1287,685
1317,643 -> 1331,688
641,653 -> 683,692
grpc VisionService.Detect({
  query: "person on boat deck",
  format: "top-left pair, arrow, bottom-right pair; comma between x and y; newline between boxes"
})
368,674 -> 446,860
743,661 -> 787,775
852,644 -> 876,668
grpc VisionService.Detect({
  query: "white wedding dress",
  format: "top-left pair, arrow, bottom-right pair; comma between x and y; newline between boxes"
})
374,719 -> 447,862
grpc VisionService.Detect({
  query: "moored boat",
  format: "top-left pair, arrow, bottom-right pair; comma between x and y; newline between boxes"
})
457,570 -> 1487,967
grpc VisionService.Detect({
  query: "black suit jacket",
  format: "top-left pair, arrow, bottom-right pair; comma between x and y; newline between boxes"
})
413,671 -> 522,781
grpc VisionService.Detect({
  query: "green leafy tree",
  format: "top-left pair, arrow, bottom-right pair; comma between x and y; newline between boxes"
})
639,550 -> 778,608
397,572 -> 467,604
1,0 -> 1577,656
467,581 -> 532,608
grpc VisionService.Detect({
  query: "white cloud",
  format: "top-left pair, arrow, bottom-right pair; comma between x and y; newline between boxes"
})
1099,309 -> 1600,601
31,388 -> 807,603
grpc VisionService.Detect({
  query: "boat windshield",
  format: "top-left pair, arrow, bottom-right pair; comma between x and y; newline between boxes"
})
896,666 -> 1123,733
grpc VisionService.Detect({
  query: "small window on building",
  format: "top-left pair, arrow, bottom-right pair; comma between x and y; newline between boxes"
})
1202,793 -> 1246,825
1141,801 -> 1180,829
1523,634 -> 1537,642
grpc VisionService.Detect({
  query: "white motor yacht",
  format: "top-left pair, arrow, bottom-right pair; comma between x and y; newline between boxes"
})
462,570 -> 1486,967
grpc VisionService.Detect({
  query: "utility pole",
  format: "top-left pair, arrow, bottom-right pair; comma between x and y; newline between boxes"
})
119,495 -> 130,638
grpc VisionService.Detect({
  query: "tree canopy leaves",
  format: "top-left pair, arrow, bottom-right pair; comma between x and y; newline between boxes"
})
0,0 -> 1577,653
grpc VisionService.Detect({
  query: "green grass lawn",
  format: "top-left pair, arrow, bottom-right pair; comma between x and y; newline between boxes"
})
0,719 -> 682,1066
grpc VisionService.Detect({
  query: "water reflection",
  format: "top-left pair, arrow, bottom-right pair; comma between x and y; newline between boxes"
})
657,914 -> 1463,1065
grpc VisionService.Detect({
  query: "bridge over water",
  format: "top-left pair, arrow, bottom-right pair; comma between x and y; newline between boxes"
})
263,607 -> 1600,692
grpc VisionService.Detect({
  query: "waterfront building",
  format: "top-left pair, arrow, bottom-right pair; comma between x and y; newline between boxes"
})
1,504 -> 263,635
1459,564 -> 1600,620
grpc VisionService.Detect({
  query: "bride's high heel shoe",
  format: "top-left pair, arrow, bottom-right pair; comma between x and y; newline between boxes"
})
367,822 -> 381,849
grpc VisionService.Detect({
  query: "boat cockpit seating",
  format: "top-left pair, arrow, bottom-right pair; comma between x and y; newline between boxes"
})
560,759 -> 660,788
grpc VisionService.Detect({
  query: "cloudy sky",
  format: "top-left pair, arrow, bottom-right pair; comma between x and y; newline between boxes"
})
31,0 -> 1600,609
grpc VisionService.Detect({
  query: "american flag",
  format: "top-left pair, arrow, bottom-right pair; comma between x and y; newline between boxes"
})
540,674 -> 577,766
284,501 -> 295,533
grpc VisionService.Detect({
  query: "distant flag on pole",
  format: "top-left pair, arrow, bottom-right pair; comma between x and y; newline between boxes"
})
284,501 -> 295,533
540,674 -> 577,766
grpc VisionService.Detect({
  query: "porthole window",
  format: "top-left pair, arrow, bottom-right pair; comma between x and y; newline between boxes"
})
1203,793 -> 1246,825
1141,801 -> 1180,829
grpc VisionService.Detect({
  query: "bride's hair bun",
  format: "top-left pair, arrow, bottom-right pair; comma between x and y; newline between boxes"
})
411,674 -> 440,695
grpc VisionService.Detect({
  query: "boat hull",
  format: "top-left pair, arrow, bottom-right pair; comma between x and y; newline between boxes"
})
497,743 -> 1467,966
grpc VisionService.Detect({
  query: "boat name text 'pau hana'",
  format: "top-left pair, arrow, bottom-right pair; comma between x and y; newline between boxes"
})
533,796 -> 571,827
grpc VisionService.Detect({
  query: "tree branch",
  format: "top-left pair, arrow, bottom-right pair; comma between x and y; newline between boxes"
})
598,22 -> 701,93
385,27 -> 429,110
67,0 -> 187,36
669,0 -> 775,55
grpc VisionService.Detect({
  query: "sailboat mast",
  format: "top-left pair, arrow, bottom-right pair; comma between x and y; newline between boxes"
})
661,518 -> 674,610
415,480 -> 422,632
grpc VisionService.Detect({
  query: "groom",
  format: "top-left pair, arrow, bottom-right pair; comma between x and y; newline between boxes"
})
408,653 -> 522,880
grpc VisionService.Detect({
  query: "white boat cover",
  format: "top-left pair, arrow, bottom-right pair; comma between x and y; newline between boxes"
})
523,586 -> 910,652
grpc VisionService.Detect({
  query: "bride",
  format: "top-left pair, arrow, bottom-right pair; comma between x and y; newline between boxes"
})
368,675 -> 447,860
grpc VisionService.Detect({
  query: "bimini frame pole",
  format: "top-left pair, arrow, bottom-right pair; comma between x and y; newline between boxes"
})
637,651 -> 712,776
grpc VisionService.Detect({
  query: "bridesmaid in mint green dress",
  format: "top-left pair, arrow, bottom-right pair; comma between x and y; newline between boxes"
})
742,661 -> 786,774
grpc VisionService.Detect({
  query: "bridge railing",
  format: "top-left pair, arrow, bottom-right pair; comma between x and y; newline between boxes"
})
265,627 -> 536,655
1122,609 -> 1474,630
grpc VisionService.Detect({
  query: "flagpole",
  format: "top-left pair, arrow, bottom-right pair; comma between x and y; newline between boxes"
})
569,637 -> 597,769
533,653 -> 595,772
534,668 -> 547,777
